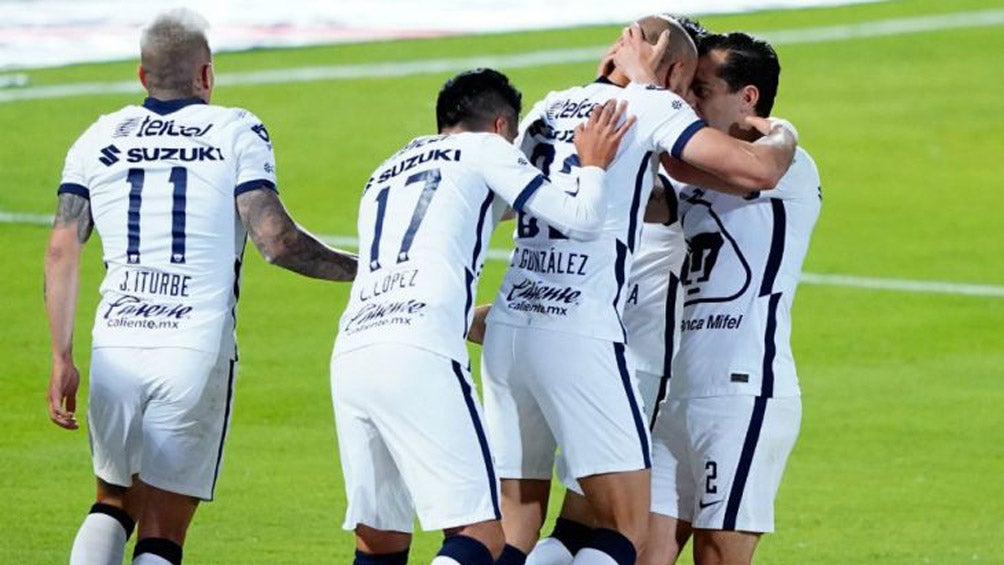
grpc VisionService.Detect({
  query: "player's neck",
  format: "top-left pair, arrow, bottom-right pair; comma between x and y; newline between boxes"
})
146,89 -> 205,103
605,70 -> 632,88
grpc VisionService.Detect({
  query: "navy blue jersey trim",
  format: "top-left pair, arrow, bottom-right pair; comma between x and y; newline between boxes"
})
650,272 -> 680,429
463,268 -> 475,338
627,151 -> 652,253
759,198 -> 786,297
722,396 -> 767,530
614,342 -> 651,468
57,183 -> 90,199
761,292 -> 781,398
670,120 -> 707,160
209,358 -> 237,500
512,174 -> 546,213
234,179 -> 278,196
657,174 -> 680,225
471,192 -> 495,269
143,96 -> 207,116
611,239 -> 629,342
451,361 -> 502,519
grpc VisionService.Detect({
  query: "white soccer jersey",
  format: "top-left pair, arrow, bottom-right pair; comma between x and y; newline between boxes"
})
623,190 -> 686,375
333,131 -> 609,364
59,97 -> 278,358
671,147 -> 821,399
487,80 -> 705,341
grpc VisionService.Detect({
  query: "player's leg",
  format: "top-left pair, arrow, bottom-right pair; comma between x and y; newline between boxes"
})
332,349 -> 417,564
526,488 -> 595,565
685,396 -> 801,565
131,349 -> 234,564
354,524 -> 412,565
482,323 -> 558,563
640,398 -> 696,565
529,337 -> 652,565
691,530 -> 759,565
70,348 -> 144,565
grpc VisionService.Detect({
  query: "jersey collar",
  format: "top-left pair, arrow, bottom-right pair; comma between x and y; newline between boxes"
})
142,96 -> 207,116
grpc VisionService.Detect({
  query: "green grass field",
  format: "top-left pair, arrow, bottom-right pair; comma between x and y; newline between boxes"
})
3,0 -> 1003,562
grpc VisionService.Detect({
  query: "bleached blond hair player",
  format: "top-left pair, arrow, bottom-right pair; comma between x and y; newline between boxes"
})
45,9 -> 356,565
482,15 -> 798,565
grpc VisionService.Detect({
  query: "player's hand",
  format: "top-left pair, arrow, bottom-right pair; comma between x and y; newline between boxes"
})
575,99 -> 636,170
746,116 -> 799,145
596,43 -> 618,78
467,304 -> 492,345
48,359 -> 80,430
612,24 -> 669,86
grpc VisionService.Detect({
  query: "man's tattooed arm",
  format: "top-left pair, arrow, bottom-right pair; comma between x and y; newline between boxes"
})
53,193 -> 94,242
236,187 -> 357,282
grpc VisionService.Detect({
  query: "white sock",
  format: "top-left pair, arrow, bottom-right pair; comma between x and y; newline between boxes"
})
527,537 -> 574,565
69,512 -> 128,565
430,557 -> 462,565
132,553 -> 175,565
569,548 -> 619,565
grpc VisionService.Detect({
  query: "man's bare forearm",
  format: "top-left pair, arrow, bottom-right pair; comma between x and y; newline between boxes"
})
272,229 -> 358,281
45,193 -> 91,360
237,188 -> 357,281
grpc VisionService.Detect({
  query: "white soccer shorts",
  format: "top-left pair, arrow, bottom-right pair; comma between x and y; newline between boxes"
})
88,346 -> 236,501
481,324 -> 651,482
557,369 -> 664,493
331,343 -> 500,533
650,395 -> 801,533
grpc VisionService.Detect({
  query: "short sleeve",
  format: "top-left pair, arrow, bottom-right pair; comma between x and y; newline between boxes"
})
231,110 -> 279,196
765,147 -> 821,202
476,135 -> 549,213
57,130 -> 92,199
627,84 -> 706,159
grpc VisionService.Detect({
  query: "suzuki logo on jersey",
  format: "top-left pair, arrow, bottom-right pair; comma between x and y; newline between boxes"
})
251,123 -> 270,142
126,146 -> 224,163
376,149 -> 460,184
98,144 -> 121,166
135,116 -> 213,138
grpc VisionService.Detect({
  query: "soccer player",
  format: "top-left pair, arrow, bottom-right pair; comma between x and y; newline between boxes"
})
481,16 -> 798,565
329,69 -> 634,565
641,32 -> 822,565
44,9 -> 357,565
528,16 -> 711,564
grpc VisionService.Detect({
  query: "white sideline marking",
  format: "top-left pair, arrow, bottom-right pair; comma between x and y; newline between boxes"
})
2,8 -> 1004,104
7,210 -> 1002,298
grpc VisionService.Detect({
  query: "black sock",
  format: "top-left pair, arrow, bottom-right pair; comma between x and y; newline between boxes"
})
89,502 -> 136,538
134,537 -> 183,565
582,528 -> 635,565
494,544 -> 527,565
354,548 -> 410,565
438,534 -> 494,565
550,517 -> 594,556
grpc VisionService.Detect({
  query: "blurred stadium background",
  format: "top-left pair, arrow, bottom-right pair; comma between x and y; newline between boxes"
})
1,0 -> 1002,562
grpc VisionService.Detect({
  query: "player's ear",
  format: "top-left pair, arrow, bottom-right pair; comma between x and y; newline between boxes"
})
741,84 -> 760,114
138,65 -> 149,90
199,62 -> 214,101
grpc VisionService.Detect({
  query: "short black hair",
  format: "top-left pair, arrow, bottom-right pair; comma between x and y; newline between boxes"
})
665,14 -> 709,44
436,68 -> 522,131
699,32 -> 780,117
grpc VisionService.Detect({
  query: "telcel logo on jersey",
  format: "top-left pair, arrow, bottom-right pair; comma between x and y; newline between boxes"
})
134,116 -> 213,138
126,146 -> 224,163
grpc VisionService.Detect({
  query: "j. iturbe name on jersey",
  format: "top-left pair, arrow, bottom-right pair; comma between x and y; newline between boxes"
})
59,96 -> 279,359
